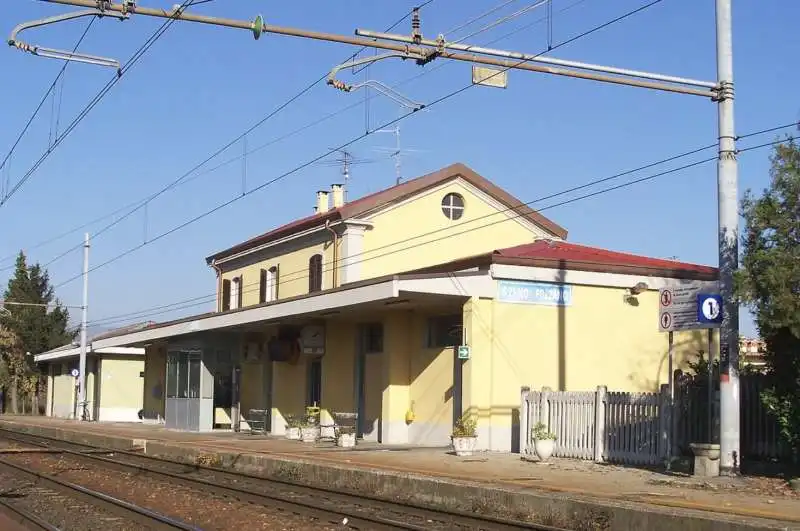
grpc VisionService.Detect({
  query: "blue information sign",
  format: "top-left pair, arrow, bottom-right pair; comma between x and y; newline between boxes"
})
497,280 -> 572,306
696,293 -> 723,325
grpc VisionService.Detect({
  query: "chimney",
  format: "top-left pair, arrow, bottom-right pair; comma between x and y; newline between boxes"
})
331,183 -> 344,208
316,190 -> 329,213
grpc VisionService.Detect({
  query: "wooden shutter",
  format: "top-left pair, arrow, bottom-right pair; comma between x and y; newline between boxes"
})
274,265 -> 280,300
309,255 -> 322,292
259,269 -> 267,304
221,279 -> 231,311
237,275 -> 244,309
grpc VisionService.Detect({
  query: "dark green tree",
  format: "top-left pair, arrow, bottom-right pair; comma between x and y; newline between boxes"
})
0,252 -> 74,413
735,140 -> 800,461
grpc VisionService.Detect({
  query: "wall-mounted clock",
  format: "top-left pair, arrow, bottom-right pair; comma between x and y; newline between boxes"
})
300,324 -> 325,354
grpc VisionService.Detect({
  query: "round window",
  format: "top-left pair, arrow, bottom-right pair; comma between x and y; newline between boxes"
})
441,193 -> 465,220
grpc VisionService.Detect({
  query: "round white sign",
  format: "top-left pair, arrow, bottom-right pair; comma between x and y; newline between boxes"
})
701,297 -> 721,320
71,368 -> 79,378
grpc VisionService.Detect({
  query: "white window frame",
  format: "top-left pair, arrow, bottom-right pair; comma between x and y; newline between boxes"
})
441,193 -> 465,221
266,267 -> 277,302
230,277 -> 241,310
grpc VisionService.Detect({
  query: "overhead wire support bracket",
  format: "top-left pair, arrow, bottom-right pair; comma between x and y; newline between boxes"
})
8,8 -> 129,70
326,52 -> 426,108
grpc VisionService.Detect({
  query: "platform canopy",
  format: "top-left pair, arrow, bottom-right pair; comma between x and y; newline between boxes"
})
91,272 -> 494,350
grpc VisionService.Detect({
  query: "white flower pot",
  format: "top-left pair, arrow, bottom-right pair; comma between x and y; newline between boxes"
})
451,436 -> 477,457
534,438 -> 555,461
300,426 -> 320,443
336,432 -> 356,448
285,427 -> 301,440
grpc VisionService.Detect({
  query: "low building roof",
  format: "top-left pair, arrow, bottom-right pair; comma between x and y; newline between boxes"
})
34,323 -> 151,363
205,163 -> 569,264
412,239 -> 718,280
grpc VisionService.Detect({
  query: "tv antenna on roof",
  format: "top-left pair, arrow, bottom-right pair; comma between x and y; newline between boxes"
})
315,149 -> 377,201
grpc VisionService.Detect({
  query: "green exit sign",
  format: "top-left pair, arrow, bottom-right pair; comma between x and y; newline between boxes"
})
457,345 -> 470,360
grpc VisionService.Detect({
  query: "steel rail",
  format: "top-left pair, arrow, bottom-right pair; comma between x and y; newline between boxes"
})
0,498 -> 61,531
0,429 -> 569,531
0,456 -> 200,531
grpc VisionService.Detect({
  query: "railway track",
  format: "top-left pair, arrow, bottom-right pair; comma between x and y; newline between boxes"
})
0,440 -> 199,531
0,428 -> 573,531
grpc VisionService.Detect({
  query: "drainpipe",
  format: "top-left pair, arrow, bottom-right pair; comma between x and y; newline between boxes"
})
210,261 -> 222,312
325,220 -> 338,288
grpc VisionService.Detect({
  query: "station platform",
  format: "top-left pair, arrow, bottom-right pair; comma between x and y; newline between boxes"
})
1,415 -> 797,530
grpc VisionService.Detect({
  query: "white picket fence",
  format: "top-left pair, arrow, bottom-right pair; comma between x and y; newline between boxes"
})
520,386 -> 670,465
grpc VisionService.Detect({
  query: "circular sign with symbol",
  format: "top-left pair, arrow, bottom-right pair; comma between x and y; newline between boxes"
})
70,369 -> 79,378
660,290 -> 673,307
700,296 -> 721,320
660,312 -> 672,329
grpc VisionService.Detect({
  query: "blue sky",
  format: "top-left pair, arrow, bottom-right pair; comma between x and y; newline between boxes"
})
0,0 -> 797,337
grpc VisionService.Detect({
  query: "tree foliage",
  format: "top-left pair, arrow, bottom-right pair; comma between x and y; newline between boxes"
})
735,140 -> 800,457
0,252 -> 74,413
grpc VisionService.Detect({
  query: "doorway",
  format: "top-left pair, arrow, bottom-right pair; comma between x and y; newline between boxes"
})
307,357 -> 322,407
355,323 -> 384,441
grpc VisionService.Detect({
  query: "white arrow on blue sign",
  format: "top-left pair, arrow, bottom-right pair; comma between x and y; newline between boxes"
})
696,293 -> 723,326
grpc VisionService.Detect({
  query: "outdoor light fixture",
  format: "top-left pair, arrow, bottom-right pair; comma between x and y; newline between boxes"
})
623,282 -> 649,305
629,282 -> 649,295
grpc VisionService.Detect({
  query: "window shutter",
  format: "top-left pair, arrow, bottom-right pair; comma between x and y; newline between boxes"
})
309,255 -> 322,292
274,265 -> 280,299
237,275 -> 244,308
221,279 -> 231,312
259,269 -> 267,304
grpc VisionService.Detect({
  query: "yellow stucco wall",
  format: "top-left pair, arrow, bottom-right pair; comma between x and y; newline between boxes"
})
98,357 -> 144,413
220,239 -> 337,309
49,358 -> 97,419
360,180 -> 549,279
463,284 -> 719,450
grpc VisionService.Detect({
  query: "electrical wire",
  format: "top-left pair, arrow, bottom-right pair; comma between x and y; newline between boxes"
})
444,0 -> 519,38
81,127 -> 798,330
3,0 -> 581,268
0,1 -> 438,272
0,18 -> 96,178
452,0 -> 549,45
0,0 -> 198,209
51,0 -> 665,293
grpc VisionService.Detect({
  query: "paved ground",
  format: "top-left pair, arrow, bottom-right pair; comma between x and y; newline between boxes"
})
2,415 -> 799,527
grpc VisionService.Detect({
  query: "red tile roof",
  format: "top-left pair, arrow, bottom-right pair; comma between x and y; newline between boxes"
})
494,240 -> 718,276
205,163 -> 567,263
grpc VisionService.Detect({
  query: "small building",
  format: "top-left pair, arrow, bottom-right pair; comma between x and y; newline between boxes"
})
89,163 -> 719,450
35,330 -> 146,422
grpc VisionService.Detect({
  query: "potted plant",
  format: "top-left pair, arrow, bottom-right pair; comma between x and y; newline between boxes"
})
284,414 -> 302,441
335,425 -> 357,448
531,422 -> 557,461
451,414 -> 478,456
300,406 -> 321,443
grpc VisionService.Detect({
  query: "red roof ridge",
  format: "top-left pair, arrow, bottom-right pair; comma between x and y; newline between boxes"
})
494,239 -> 717,274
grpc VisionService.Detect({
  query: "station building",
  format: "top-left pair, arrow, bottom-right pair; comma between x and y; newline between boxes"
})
91,163 -> 718,451
35,327 -> 146,422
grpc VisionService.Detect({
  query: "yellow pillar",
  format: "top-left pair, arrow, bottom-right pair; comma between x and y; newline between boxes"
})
380,311 -> 411,444
463,297 -> 496,450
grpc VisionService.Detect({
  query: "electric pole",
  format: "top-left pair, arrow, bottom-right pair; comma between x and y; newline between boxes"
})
715,0 -> 740,476
78,232 -> 89,421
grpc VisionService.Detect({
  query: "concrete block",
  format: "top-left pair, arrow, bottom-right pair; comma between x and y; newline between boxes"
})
690,443 -> 721,477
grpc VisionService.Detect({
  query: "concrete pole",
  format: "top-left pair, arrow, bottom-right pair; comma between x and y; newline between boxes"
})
715,0 -> 740,475
77,232 -> 90,421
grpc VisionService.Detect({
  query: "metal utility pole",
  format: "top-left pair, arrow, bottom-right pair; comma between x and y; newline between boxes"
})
77,232 -> 90,421
715,0 -> 740,476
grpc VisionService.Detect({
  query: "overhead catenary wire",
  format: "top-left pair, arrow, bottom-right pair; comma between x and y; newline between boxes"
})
3,0 -> 583,268
81,128 -> 797,329
0,0 -> 201,209
51,0 -> 666,292
1,1 -> 437,272
0,17 -> 96,179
